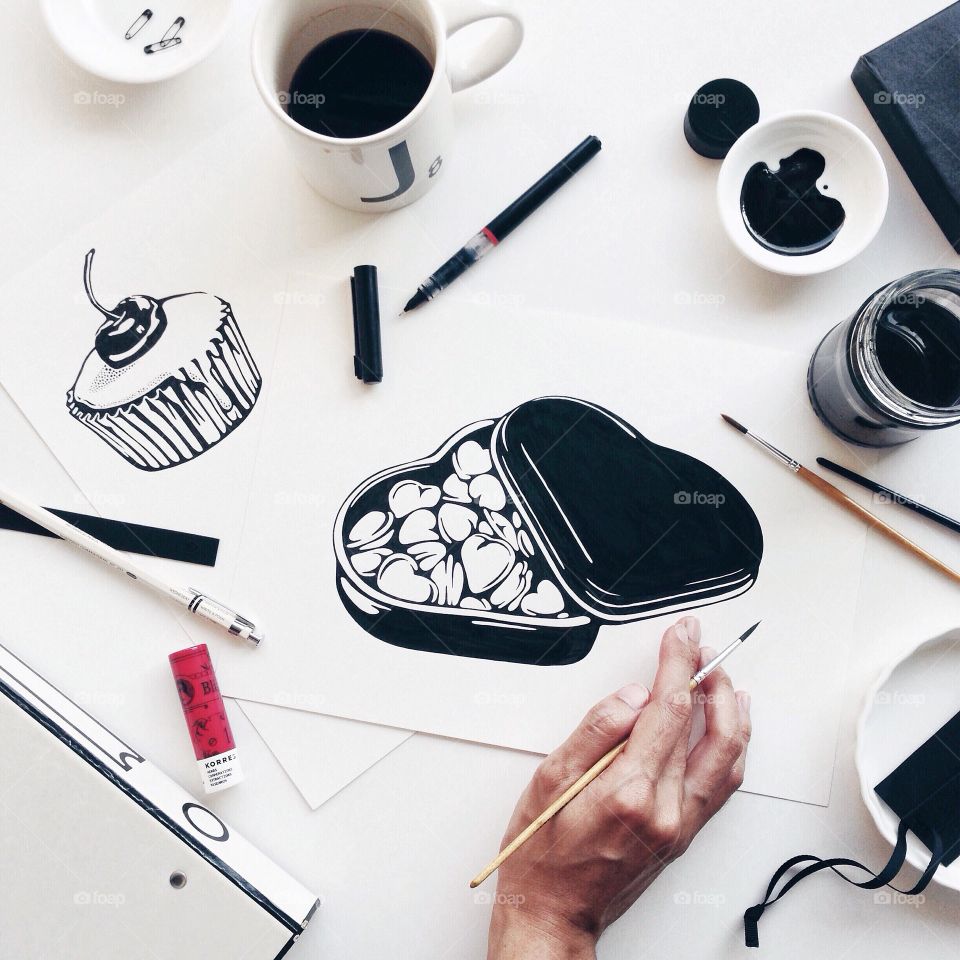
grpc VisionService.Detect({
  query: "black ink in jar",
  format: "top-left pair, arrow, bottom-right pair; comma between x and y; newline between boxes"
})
741,148 -> 845,256
808,270 -> 960,445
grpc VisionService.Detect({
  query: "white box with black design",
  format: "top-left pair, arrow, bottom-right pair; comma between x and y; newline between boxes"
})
0,640 -> 319,960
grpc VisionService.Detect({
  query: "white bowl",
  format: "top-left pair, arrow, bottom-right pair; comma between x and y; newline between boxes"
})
855,628 -> 960,892
42,0 -> 233,84
717,110 -> 888,276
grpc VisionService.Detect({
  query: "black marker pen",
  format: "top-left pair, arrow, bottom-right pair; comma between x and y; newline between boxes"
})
402,135 -> 602,313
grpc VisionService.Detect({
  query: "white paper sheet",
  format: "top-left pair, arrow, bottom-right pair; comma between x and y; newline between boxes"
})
214,295 -> 869,807
0,132 -> 288,601
237,700 -> 413,809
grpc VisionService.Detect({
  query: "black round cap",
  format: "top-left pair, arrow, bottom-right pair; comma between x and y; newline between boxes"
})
683,79 -> 760,159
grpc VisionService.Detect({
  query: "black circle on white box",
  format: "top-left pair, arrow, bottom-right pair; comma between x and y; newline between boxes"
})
182,802 -> 230,843
856,628 -> 960,892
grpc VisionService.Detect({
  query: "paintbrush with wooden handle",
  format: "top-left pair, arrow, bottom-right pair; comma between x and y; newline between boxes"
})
469,620 -> 761,888
721,414 -> 960,586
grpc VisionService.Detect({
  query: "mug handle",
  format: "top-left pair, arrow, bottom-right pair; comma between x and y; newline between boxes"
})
441,0 -> 524,93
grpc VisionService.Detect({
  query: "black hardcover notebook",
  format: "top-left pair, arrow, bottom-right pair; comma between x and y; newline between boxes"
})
852,2 -> 960,251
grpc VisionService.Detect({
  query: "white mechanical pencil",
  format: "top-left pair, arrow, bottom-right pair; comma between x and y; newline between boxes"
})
0,483 -> 262,645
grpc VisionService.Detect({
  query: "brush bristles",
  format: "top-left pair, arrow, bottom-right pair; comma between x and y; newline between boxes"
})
721,414 -> 749,434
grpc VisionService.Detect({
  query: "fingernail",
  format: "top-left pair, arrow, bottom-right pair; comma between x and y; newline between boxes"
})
684,617 -> 702,644
736,691 -> 752,712
675,620 -> 689,644
700,646 -> 717,666
616,683 -> 650,710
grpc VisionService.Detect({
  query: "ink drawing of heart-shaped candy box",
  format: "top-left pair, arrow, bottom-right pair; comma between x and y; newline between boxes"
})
334,397 -> 763,666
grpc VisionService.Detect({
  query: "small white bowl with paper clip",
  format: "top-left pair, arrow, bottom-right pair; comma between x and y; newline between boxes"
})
42,1 -> 232,84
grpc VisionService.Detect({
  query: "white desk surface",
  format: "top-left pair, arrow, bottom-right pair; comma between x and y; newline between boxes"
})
2,0 -> 959,957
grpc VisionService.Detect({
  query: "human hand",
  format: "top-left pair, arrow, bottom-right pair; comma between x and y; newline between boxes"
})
486,616 -> 752,959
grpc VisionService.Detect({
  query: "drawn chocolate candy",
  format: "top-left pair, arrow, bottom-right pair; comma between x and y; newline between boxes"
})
334,397 -> 763,666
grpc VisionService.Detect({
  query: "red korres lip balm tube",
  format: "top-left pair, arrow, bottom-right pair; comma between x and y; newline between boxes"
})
169,643 -> 243,794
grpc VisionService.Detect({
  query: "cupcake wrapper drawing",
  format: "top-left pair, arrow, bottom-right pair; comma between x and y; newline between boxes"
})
66,250 -> 261,471
334,397 -> 764,666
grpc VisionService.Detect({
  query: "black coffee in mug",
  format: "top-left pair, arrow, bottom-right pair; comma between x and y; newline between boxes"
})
286,29 -> 433,140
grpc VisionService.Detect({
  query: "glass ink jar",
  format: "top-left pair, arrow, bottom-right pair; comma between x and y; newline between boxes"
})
808,270 -> 960,446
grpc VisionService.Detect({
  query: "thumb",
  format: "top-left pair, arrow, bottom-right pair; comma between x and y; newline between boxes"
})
531,684 -> 651,800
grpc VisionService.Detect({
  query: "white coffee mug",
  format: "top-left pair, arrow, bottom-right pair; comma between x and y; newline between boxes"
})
251,0 -> 523,211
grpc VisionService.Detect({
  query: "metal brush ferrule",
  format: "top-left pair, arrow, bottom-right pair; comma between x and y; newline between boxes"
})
749,433 -> 801,472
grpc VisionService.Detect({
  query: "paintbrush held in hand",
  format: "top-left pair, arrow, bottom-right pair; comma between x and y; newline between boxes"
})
721,414 -> 960,586
469,621 -> 761,888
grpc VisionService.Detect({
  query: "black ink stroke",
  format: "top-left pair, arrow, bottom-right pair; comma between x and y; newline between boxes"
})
740,148 -> 845,256
66,249 -> 261,471
334,397 -> 764,666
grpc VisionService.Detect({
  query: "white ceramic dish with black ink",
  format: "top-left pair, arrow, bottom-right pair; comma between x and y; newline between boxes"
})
334,397 -> 763,666
717,111 -> 888,277
42,0 -> 232,84
856,628 -> 960,892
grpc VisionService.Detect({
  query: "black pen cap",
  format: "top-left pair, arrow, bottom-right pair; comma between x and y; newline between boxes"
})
684,79 -> 760,159
351,264 -> 383,384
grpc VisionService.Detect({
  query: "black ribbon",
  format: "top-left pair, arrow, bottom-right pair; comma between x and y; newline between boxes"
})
744,819 -> 944,947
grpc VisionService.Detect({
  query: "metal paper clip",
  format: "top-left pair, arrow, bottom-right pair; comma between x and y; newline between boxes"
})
144,36 -> 183,54
125,9 -> 152,39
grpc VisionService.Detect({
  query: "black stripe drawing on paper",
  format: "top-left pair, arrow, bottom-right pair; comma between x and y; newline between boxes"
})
66,250 -> 261,471
334,397 -> 763,666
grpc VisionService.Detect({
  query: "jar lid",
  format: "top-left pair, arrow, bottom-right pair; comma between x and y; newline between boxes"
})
684,79 -> 760,159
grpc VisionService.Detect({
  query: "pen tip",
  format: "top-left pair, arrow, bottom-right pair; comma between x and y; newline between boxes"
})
739,621 -> 761,642
721,414 -> 749,434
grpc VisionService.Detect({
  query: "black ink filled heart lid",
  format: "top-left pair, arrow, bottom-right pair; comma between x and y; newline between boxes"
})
335,397 -> 763,666
494,398 -> 762,620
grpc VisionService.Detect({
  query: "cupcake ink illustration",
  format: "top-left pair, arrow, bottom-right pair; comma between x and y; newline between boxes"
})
66,250 -> 261,471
